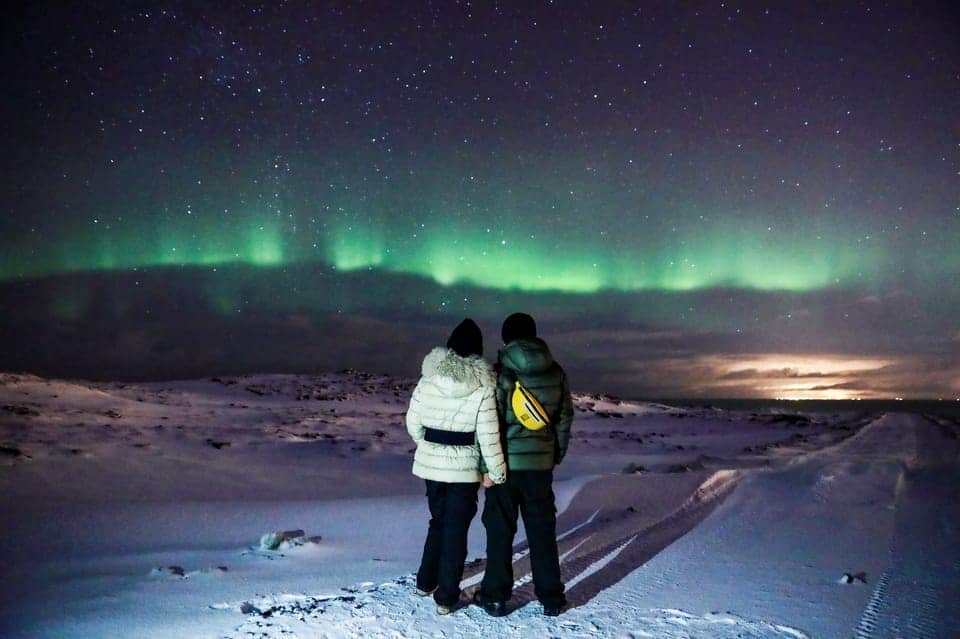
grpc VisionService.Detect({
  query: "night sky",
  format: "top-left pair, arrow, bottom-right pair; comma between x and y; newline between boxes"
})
1,2 -> 958,399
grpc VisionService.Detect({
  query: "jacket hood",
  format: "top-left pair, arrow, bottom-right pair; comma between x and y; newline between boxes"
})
421,347 -> 495,398
499,337 -> 554,374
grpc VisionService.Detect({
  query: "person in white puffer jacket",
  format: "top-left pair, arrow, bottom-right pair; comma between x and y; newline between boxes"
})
406,318 -> 507,614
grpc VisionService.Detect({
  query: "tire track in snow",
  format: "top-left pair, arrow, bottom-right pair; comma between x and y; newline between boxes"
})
460,507 -> 601,588
472,470 -> 742,610
852,415 -> 960,639
853,568 -> 891,639
459,471 -> 724,594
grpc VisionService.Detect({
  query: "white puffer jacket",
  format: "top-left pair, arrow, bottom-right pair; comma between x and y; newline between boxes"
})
406,347 -> 507,484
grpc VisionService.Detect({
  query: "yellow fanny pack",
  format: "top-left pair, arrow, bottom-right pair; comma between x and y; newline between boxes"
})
511,380 -> 551,431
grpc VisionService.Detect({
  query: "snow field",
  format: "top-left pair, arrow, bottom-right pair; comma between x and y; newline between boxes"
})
1,373 -> 957,637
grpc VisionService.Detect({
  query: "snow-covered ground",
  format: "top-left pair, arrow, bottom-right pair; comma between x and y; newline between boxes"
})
0,372 -> 957,638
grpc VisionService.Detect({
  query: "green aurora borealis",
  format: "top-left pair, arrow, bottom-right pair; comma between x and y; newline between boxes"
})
4,195 -> 948,295
3,140 -> 954,296
2,2 -> 957,398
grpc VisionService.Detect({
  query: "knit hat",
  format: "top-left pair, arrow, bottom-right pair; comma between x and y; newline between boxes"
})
446,318 -> 483,358
501,312 -> 537,344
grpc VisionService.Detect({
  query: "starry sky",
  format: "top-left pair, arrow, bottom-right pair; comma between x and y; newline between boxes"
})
1,2 -> 958,399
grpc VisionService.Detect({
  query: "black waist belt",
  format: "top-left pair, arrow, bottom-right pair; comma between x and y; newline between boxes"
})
424,427 -> 475,446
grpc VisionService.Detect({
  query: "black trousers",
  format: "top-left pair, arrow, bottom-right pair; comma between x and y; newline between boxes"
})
416,479 -> 480,606
479,469 -> 566,608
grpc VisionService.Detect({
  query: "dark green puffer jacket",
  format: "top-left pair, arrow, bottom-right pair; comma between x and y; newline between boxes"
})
486,337 -> 574,472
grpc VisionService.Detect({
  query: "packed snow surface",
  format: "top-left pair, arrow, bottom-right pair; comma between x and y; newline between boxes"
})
0,371 -> 957,638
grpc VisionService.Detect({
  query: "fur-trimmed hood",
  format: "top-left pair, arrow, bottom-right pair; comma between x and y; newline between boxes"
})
420,347 -> 495,398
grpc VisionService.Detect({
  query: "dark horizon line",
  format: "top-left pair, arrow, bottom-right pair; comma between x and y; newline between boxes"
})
1,368 -> 956,403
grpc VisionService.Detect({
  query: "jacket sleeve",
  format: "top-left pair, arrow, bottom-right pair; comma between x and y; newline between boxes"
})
495,367 -> 512,424
554,370 -> 574,464
478,369 -> 513,475
476,388 -> 507,483
405,381 -> 426,444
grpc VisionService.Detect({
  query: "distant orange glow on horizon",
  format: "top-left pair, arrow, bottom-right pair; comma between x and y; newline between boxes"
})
704,353 -> 900,400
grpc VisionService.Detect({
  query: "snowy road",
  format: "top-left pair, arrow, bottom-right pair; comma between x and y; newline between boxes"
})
585,413 -> 960,639
220,413 -> 960,639
852,415 -> 960,638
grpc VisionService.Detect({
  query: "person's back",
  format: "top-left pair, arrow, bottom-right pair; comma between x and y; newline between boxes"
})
406,318 -> 506,615
407,346 -> 503,483
475,312 -> 573,617
495,335 -> 573,470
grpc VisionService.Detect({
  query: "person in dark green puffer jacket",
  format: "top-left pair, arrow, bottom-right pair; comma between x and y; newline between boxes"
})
493,332 -> 574,471
474,312 -> 573,617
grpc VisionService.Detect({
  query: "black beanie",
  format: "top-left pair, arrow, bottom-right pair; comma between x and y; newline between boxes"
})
501,312 -> 537,344
446,318 -> 483,357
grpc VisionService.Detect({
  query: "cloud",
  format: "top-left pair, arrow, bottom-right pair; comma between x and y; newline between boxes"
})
1,265 -> 957,399
561,348 -> 958,399
716,367 -> 838,380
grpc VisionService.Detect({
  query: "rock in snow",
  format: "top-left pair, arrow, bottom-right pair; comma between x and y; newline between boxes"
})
259,529 -> 322,550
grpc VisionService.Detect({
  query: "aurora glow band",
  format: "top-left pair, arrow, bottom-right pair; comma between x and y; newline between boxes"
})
1,208 -> 920,293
